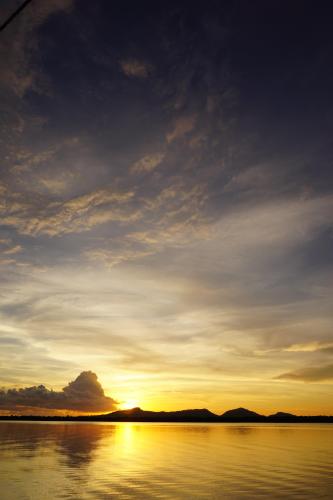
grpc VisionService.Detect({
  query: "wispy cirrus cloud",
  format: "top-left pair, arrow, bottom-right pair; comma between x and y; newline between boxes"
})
276,364 -> 333,383
1,170 -> 211,246
284,342 -> 333,353
120,59 -> 152,78
0,186 -> 136,236
166,115 -> 197,143
130,153 -> 165,174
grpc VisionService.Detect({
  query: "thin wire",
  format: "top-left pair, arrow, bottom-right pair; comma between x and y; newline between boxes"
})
0,0 -> 34,33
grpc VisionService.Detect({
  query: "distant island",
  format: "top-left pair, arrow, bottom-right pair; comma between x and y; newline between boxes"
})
1,407 -> 332,423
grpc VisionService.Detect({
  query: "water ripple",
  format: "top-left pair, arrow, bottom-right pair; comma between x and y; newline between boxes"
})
0,422 -> 332,499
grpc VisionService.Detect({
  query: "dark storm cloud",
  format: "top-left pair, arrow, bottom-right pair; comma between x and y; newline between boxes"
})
0,371 -> 117,413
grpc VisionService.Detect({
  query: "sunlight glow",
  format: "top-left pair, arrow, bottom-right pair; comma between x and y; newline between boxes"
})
120,398 -> 141,410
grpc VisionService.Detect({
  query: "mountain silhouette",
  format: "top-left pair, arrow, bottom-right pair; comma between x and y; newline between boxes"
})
102,407 -> 219,422
220,407 -> 265,422
267,411 -> 298,421
1,407 -> 332,422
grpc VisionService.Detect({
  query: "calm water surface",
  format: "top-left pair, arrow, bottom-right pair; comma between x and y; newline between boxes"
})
0,422 -> 332,499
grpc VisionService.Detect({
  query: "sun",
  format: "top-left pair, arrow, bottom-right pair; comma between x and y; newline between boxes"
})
120,398 -> 141,410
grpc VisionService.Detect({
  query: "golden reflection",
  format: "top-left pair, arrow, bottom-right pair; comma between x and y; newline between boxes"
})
1,422 -> 333,499
114,423 -> 135,456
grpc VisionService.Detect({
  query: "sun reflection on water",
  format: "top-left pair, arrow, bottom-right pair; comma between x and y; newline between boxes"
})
0,422 -> 333,499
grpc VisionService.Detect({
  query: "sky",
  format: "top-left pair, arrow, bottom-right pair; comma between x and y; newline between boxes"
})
0,0 -> 332,415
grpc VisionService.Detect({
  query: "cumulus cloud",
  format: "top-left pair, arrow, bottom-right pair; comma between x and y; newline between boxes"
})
0,371 -> 118,413
276,364 -> 333,382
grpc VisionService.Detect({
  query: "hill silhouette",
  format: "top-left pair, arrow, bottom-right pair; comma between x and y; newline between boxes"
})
101,407 -> 219,422
220,407 -> 265,422
0,406 -> 332,423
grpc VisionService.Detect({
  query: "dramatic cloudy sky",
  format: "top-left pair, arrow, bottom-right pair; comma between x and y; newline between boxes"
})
0,0 -> 332,415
